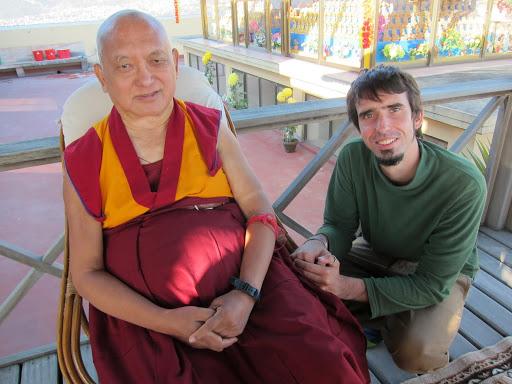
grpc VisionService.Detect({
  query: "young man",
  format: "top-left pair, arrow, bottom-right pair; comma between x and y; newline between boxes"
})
292,65 -> 486,373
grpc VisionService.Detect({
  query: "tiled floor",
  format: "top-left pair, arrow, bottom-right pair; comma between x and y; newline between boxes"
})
0,71 -> 335,358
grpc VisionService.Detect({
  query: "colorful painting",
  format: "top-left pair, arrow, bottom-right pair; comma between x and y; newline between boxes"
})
376,0 -> 433,63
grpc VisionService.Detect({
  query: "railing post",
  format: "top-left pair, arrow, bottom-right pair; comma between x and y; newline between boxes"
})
485,95 -> 512,230
449,96 -> 504,154
273,120 -> 354,238
0,233 -> 64,324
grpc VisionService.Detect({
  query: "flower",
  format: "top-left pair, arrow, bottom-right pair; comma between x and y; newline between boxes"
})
272,32 -> 281,49
228,72 -> 239,87
277,88 -> 294,104
255,31 -> 266,47
249,20 -> 259,33
276,91 -> 287,103
202,51 -> 212,65
382,43 -> 405,61
202,52 -> 215,85
282,88 -> 293,98
224,71 -> 248,110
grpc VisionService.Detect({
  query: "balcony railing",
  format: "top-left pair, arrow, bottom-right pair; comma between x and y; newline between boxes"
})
1,77 -> 512,325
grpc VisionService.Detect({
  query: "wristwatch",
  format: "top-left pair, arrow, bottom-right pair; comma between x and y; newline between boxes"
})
230,276 -> 261,301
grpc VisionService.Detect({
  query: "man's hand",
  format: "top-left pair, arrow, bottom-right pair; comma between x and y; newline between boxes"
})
291,236 -> 331,264
190,290 -> 255,344
294,255 -> 368,302
294,253 -> 342,296
165,306 -> 238,352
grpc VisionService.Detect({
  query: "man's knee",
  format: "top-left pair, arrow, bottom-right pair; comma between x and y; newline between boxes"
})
387,333 -> 449,373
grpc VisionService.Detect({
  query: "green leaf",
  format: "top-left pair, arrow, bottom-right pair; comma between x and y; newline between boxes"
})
463,138 -> 491,175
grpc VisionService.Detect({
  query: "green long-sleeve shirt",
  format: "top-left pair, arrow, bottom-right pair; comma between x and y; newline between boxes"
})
318,138 -> 486,319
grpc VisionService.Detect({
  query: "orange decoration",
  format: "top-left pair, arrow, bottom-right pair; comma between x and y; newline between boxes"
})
174,0 -> 180,24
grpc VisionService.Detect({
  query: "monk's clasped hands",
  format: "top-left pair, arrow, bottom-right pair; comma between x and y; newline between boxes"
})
188,289 -> 255,352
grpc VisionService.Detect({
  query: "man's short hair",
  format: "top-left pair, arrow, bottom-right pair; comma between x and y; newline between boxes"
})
346,65 -> 423,132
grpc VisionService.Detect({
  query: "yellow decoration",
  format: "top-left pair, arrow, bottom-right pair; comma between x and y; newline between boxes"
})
282,87 -> 293,98
287,97 -> 296,104
276,91 -> 286,103
363,48 -> 371,69
228,72 -> 239,87
202,51 -> 212,65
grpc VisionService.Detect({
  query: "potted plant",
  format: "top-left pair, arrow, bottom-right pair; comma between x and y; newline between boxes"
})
224,71 -> 248,110
202,51 -> 215,85
277,88 -> 299,153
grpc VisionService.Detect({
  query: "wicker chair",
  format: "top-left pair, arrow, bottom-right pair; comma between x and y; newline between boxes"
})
56,66 -> 296,383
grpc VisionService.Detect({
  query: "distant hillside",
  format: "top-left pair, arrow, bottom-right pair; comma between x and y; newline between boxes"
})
0,0 -> 200,27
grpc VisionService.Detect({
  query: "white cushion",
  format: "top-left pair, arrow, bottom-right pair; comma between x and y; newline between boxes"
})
61,66 -> 225,146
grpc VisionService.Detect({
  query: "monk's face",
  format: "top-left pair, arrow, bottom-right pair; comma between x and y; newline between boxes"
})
94,18 -> 179,120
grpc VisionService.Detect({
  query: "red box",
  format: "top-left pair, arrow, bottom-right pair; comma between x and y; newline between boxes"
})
45,49 -> 56,60
57,49 -> 71,59
32,50 -> 44,61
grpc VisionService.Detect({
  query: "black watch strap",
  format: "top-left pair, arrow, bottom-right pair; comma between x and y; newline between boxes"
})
230,276 -> 260,301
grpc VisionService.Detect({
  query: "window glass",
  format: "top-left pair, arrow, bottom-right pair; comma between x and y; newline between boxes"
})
323,0 -> 370,66
206,0 -> 218,39
248,0 -> 267,49
376,0 -> 434,64
219,0 -> 233,42
237,1 -> 247,45
289,0 -> 320,58
270,0 -> 283,53
433,0 -> 488,61
486,0 -> 512,55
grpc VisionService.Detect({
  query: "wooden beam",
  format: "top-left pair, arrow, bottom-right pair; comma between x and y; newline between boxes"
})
273,120 -> 353,212
20,354 -> 58,384
0,234 -> 65,324
421,79 -> 512,105
1,79 -> 512,172
485,96 -> 512,230
0,240 -> 63,278
449,96 -> 504,153
0,137 -> 60,172
275,212 -> 313,239
0,339 -> 89,369
0,365 -> 20,384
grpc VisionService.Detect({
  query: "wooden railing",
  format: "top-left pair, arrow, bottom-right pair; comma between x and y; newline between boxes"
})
1,78 -> 512,324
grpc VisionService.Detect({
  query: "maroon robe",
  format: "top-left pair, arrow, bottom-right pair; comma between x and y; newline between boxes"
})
88,161 -> 370,384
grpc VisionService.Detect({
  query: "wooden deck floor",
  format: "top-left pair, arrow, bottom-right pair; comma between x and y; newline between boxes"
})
1,227 -> 511,384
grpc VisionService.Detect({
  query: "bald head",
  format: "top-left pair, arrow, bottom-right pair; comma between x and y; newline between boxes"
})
96,10 -> 169,64
93,9 -> 179,120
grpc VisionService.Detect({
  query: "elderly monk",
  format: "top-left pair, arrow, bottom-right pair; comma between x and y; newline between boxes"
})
63,10 -> 369,384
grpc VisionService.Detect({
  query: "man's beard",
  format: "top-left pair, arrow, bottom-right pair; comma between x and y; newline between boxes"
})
376,150 -> 404,166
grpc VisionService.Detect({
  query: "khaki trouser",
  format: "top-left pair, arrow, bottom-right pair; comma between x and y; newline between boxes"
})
342,238 -> 472,373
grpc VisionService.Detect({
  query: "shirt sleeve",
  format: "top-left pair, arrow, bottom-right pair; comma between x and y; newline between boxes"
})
317,146 -> 360,259
364,173 -> 486,318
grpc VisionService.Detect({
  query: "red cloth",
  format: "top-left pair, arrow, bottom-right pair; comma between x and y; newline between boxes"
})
89,167 -> 369,384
